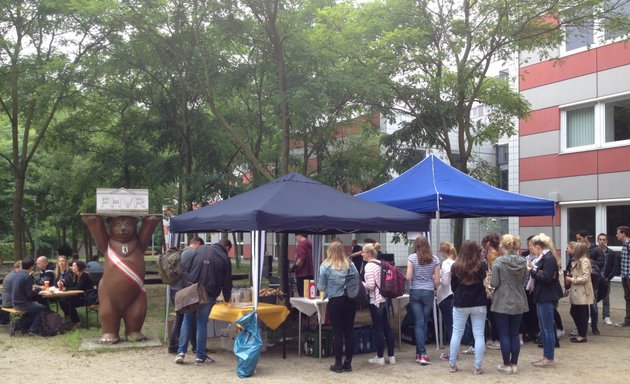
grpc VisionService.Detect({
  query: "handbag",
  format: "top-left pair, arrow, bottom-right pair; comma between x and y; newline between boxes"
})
484,268 -> 494,300
174,253 -> 212,314
345,270 -> 369,306
174,283 -> 210,314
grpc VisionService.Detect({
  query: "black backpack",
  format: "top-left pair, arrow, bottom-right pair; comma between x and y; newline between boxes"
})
40,309 -> 64,336
157,247 -> 184,285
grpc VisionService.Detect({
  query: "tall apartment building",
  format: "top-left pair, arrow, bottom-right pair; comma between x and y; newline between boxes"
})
518,19 -> 630,255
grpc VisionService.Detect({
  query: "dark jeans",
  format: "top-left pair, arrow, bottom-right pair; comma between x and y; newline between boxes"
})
369,302 -> 395,358
521,291 -> 538,339
570,304 -> 589,338
438,295 -> 453,343
589,282 -> 599,330
15,301 -> 46,333
494,313 -> 523,365
59,296 -> 87,323
624,277 -> 630,324
328,296 -> 356,365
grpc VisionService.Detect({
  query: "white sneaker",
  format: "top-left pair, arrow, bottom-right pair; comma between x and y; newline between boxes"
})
556,329 -> 566,339
175,353 -> 185,364
462,346 -> 475,355
604,317 -> 613,325
386,356 -> 396,365
486,340 -> 501,350
368,356 -> 385,365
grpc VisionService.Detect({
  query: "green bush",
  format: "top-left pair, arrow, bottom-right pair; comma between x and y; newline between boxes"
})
0,242 -> 32,263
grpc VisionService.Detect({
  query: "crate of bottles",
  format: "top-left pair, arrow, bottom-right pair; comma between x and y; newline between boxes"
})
303,329 -> 333,357
353,325 -> 375,355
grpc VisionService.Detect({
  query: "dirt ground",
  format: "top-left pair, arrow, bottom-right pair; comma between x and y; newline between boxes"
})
1,284 -> 630,384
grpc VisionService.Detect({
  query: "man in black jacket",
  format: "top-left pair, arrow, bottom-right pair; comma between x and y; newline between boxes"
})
175,239 -> 232,365
576,230 -> 605,335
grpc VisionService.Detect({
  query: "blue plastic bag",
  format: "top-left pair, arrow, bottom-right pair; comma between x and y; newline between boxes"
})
233,311 -> 263,378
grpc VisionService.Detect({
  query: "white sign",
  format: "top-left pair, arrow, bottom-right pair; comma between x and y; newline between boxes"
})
96,188 -> 149,215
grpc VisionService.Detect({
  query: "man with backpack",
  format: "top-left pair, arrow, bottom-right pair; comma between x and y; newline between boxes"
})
167,237 -> 204,354
12,258 -> 46,336
175,239 -> 232,365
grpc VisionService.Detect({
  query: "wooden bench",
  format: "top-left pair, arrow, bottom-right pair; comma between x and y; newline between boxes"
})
1,307 -> 26,336
85,304 -> 99,329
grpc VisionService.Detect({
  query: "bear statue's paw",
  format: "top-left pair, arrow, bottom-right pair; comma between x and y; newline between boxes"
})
99,333 -> 121,344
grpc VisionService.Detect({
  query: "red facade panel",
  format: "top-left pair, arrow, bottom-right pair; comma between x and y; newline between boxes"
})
519,214 -> 560,228
520,51 -> 597,90
520,152 -> 598,181
520,41 -> 630,91
520,107 -> 560,136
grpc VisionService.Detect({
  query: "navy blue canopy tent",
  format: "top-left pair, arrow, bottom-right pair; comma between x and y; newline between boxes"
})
170,172 -> 429,234
357,154 -> 555,218
169,172 -> 428,309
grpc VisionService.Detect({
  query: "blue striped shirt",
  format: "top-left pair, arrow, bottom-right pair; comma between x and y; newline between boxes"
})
408,254 -> 440,290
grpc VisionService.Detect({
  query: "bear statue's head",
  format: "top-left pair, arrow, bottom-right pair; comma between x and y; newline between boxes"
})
106,216 -> 139,242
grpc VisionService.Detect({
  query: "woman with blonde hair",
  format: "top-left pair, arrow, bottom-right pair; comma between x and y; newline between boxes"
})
491,234 -> 528,374
54,255 -> 73,290
406,234 -> 441,365
317,242 -> 358,373
362,242 -> 396,365
565,242 -> 594,343
438,241 -> 457,361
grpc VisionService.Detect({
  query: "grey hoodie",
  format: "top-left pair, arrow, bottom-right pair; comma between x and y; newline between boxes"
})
490,253 -> 529,315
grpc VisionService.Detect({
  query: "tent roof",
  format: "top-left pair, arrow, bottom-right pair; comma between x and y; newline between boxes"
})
170,172 -> 429,234
357,155 -> 555,218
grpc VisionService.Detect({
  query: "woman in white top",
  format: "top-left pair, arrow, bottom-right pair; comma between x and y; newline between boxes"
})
437,241 -> 457,361
362,242 -> 396,365
406,235 -> 441,365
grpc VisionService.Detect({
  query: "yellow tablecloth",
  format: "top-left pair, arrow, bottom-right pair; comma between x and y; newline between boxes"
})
209,302 -> 289,330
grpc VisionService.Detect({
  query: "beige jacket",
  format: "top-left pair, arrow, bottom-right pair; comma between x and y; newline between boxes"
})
569,257 -> 594,305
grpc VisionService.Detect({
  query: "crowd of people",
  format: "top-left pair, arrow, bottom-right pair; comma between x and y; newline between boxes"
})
314,227 -> 630,375
1,255 -> 100,335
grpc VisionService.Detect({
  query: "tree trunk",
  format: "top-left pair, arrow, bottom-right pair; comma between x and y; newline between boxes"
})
12,175 -> 26,260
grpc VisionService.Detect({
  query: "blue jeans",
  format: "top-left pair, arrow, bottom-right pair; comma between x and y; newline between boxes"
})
369,302 -> 395,358
536,302 -> 556,360
15,301 -> 45,333
449,306 -> 487,369
178,298 -> 216,359
409,289 -> 434,355
494,313 -> 522,365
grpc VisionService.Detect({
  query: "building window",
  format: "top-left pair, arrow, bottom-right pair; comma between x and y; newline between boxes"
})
566,106 -> 595,148
562,96 -> 630,150
604,98 -> 630,143
605,2 -> 630,40
565,21 -> 594,51
496,144 -> 509,165
567,206 -> 595,244
606,204 -> 630,246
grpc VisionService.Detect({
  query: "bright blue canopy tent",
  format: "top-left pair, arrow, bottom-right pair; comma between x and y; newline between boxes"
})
357,154 -> 555,218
